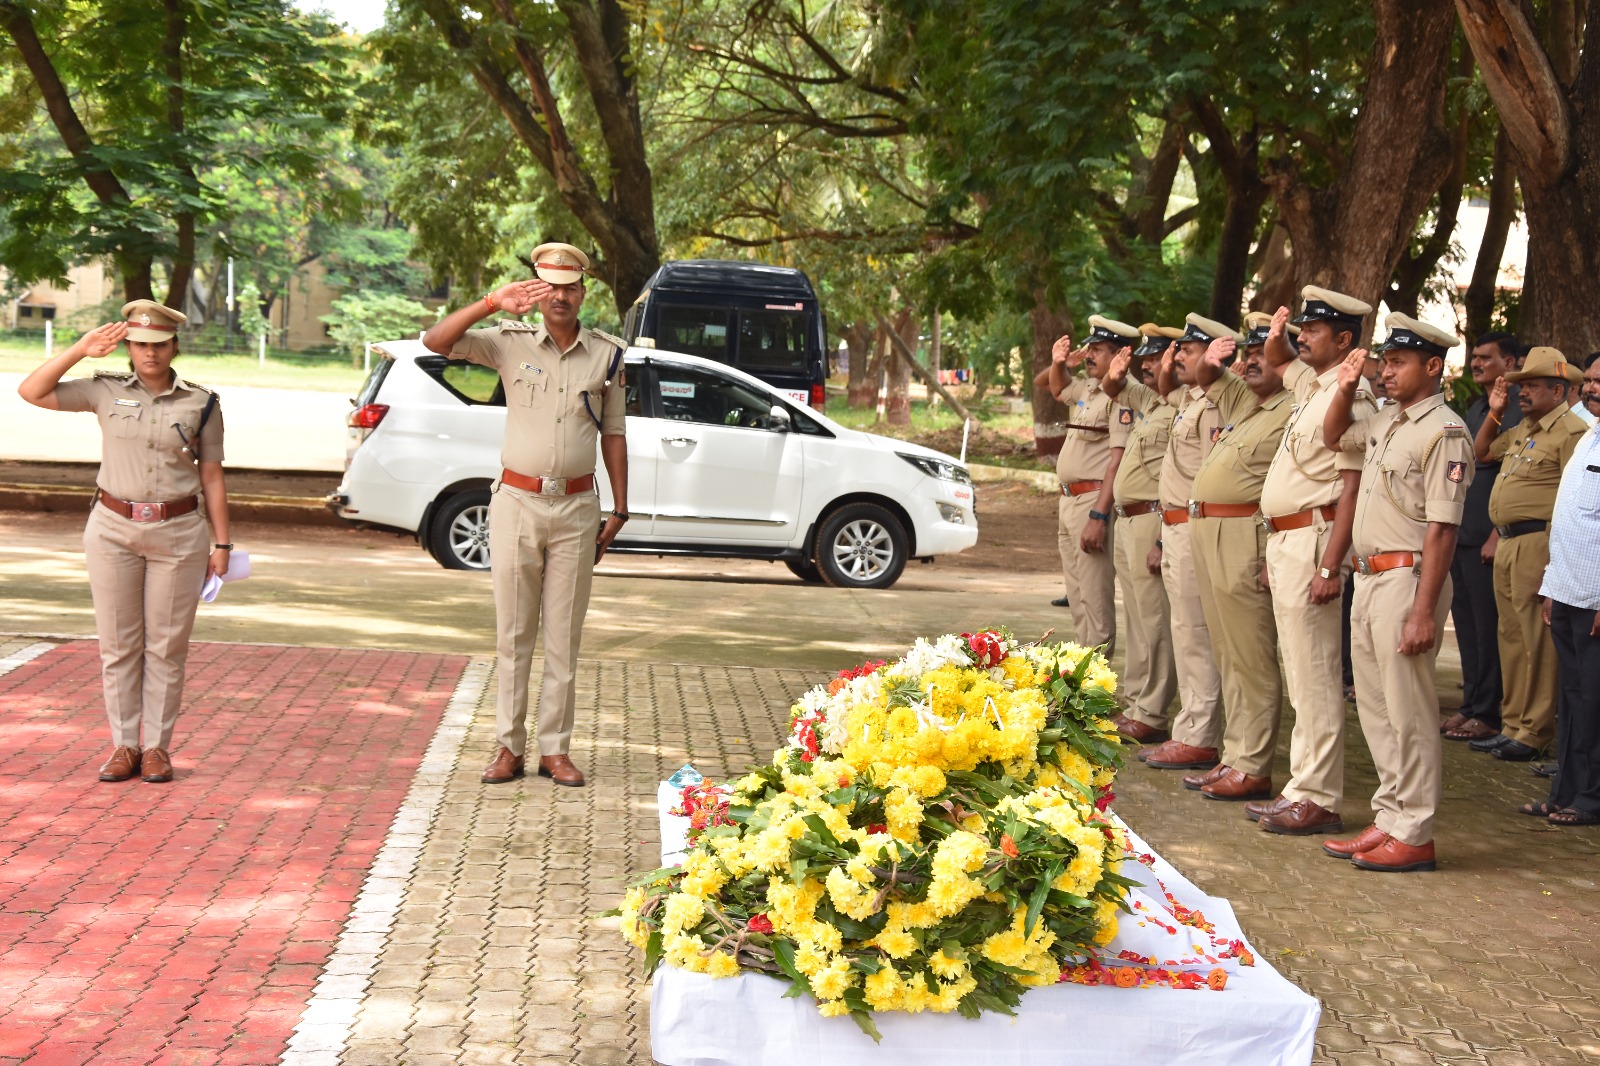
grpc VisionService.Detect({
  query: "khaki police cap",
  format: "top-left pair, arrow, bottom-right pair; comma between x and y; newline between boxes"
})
530,242 -> 590,285
1180,312 -> 1244,345
1506,345 -> 1578,385
1135,323 -> 1184,358
120,300 -> 187,343
1084,314 -> 1142,345
1243,310 -> 1300,345
1377,313 -> 1459,357
1292,286 -> 1372,327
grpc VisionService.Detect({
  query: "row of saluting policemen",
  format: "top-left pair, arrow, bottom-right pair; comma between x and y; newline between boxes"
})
1044,285 -> 1591,870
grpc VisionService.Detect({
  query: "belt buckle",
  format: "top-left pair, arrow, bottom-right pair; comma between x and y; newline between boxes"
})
1187,501 -> 1201,519
1355,555 -> 1372,576
1258,513 -> 1275,533
538,477 -> 567,497
132,502 -> 160,523
1114,503 -> 1128,519
1494,524 -> 1509,538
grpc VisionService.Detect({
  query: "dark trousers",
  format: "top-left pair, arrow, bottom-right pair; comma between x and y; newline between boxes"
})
1341,574 -> 1354,688
1546,600 -> 1600,816
1449,542 -> 1503,726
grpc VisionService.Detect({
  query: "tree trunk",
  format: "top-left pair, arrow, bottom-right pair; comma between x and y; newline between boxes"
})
1267,0 -> 1459,340
1209,167 -> 1269,325
1249,222 -> 1297,312
1457,0 -> 1600,355
885,309 -> 915,425
843,321 -> 876,407
851,321 -> 888,408
1464,127 -> 1517,341
1029,291 -> 1072,460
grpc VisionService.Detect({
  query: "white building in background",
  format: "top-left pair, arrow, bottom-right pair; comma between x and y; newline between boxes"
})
3,261 -> 117,331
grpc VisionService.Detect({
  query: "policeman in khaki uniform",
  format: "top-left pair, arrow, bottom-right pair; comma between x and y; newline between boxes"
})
423,243 -> 629,788
1472,347 -> 1589,761
1251,289 -> 1376,835
17,302 -> 231,784
1182,327 -> 1294,801
1322,313 -> 1472,872
1107,325 -> 1184,744
1042,315 -> 1142,652
1106,313 -> 1232,771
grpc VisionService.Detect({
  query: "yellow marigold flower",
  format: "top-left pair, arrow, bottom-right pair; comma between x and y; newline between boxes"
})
819,999 -> 852,1018
705,951 -> 741,978
864,967 -> 904,1011
928,949 -> 967,980
873,925 -> 917,959
660,893 -> 705,937
1093,904 -> 1120,946
980,928 -> 1027,968
793,941 -> 830,977
664,932 -> 704,969
812,957 -> 854,1000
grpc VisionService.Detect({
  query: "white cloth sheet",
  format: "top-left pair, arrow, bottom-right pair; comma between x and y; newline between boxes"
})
651,780 -> 1320,1065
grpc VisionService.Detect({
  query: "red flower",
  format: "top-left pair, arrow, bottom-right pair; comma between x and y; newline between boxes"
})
867,823 -> 887,835
1094,787 -> 1115,812
746,914 -> 774,934
964,630 -> 1005,667
1207,967 -> 1229,991
999,834 -> 1019,858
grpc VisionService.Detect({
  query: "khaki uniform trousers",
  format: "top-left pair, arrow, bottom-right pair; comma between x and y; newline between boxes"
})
1350,568 -> 1452,845
83,504 -> 210,751
1493,532 -> 1557,750
1268,526 -> 1347,810
1112,510 -> 1176,728
1159,521 -> 1224,749
1057,491 -> 1116,654
1191,517 -> 1282,777
489,484 -> 601,758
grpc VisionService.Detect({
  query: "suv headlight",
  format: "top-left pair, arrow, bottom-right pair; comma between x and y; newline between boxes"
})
897,452 -> 972,484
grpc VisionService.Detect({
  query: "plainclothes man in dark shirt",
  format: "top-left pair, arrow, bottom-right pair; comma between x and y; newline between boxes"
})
1442,333 -> 1523,742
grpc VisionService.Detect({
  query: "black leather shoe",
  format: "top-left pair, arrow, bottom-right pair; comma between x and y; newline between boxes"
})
1468,733 -> 1511,752
1533,761 -> 1559,778
1050,596 -> 1071,607
1492,739 -> 1540,761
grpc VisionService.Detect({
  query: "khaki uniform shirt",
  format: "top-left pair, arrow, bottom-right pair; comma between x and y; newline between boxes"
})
1112,385 -> 1182,505
1341,393 -> 1473,555
1485,405 -> 1588,526
454,321 -> 627,479
1054,375 -> 1128,485
1158,380 -> 1246,510
1258,361 -> 1373,517
55,371 -> 224,502
1190,374 -> 1293,505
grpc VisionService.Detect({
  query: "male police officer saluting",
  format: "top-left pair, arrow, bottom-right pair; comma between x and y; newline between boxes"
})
18,302 -> 231,784
423,243 -> 629,787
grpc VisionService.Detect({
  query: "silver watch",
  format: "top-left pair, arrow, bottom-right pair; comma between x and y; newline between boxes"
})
1318,566 -> 1335,580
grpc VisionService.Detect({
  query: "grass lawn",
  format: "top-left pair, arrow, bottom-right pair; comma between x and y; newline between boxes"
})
0,334 -> 369,393
823,394 -> 1049,469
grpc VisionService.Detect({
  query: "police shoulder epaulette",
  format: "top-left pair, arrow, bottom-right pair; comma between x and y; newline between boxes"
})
588,327 -> 626,351
1421,421 -> 1469,469
186,380 -> 216,395
498,319 -> 538,333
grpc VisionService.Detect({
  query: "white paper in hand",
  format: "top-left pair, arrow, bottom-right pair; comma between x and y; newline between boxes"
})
200,549 -> 251,603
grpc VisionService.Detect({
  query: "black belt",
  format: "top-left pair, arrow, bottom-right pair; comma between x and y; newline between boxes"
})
1495,520 -> 1548,540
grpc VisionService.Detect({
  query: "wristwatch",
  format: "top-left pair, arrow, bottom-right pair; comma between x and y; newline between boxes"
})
611,511 -> 630,522
1088,509 -> 1110,522
1318,566 -> 1335,580
215,543 -> 234,550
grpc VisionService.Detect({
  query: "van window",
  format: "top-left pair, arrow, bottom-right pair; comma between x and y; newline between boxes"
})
736,309 -> 809,373
657,305 -> 731,360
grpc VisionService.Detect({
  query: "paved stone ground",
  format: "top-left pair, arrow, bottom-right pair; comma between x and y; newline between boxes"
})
0,640 -> 466,1064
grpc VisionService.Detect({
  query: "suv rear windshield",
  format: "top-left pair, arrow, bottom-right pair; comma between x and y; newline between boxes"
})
737,309 -> 808,372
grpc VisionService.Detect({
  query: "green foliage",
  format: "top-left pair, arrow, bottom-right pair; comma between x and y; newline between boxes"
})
320,291 -> 436,362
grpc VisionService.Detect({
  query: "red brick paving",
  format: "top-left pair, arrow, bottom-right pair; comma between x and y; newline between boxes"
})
0,641 -> 467,1065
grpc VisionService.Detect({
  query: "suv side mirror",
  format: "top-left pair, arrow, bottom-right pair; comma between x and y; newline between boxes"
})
768,404 -> 792,432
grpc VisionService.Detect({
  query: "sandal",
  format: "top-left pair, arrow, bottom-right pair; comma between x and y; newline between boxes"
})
1548,808 -> 1600,827
1446,719 -> 1499,741
1518,801 -> 1558,817
1439,712 -> 1470,734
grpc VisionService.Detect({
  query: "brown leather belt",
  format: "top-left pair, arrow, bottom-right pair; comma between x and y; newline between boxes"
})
1161,507 -> 1189,526
1262,504 -> 1338,533
1061,479 -> 1103,497
1187,501 -> 1259,519
1352,551 -> 1421,576
500,469 -> 595,496
97,489 -> 199,523
1115,500 -> 1159,518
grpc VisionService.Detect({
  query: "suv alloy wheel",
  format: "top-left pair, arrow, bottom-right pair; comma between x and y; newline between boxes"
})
428,489 -> 493,570
815,503 -> 908,589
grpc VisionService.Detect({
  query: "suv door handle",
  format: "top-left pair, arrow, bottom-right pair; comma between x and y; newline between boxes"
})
660,436 -> 697,445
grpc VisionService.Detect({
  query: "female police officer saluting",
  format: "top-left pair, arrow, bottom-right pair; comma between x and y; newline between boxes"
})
17,300 -> 230,784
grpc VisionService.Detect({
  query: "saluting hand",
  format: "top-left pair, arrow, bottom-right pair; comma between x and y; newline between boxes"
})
1105,346 -> 1133,389
1268,305 -> 1290,341
1486,376 -> 1509,417
1336,348 -> 1366,394
491,280 -> 546,315
76,322 -> 128,358
1202,336 -> 1236,371
1051,335 -> 1073,365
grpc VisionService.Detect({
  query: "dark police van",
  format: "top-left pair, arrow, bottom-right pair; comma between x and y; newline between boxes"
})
621,260 -> 828,410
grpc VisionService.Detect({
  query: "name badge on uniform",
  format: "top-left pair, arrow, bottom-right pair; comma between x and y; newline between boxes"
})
113,398 -> 141,408
519,362 -> 542,374
1447,460 -> 1465,483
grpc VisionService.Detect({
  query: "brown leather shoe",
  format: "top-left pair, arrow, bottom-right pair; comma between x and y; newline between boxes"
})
1182,763 -> 1230,791
1259,799 -> 1343,835
481,747 -> 525,784
1321,824 -> 1389,858
538,754 -> 585,787
1244,794 -> 1292,822
140,748 -> 173,783
1201,768 -> 1272,800
1351,837 -> 1436,872
1116,716 -> 1169,744
98,746 -> 141,782
1143,741 -> 1220,770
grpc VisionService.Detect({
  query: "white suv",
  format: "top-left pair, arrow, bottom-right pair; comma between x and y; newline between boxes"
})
327,340 -> 978,589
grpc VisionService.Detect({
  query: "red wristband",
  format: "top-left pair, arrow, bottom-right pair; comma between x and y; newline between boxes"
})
484,293 -> 497,312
